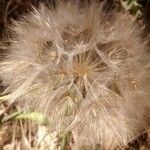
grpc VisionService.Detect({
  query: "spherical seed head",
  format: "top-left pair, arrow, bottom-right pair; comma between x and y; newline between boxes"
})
0,2 -> 150,149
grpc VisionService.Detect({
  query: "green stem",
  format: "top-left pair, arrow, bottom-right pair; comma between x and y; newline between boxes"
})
60,133 -> 68,150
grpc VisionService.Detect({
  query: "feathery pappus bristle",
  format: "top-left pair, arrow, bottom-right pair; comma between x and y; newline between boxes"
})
0,1 -> 150,149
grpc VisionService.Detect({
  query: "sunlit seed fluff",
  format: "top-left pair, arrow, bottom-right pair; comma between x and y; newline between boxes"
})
0,2 -> 150,149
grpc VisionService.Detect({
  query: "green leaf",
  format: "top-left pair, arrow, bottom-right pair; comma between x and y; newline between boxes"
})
16,112 -> 49,125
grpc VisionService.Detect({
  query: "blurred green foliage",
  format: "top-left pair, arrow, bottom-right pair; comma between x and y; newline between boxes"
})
122,0 -> 149,18
122,0 -> 142,17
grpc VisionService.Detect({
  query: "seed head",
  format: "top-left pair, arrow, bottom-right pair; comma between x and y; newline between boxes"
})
0,2 -> 150,149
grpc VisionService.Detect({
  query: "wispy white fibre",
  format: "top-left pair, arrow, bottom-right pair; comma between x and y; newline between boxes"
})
0,2 -> 150,149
